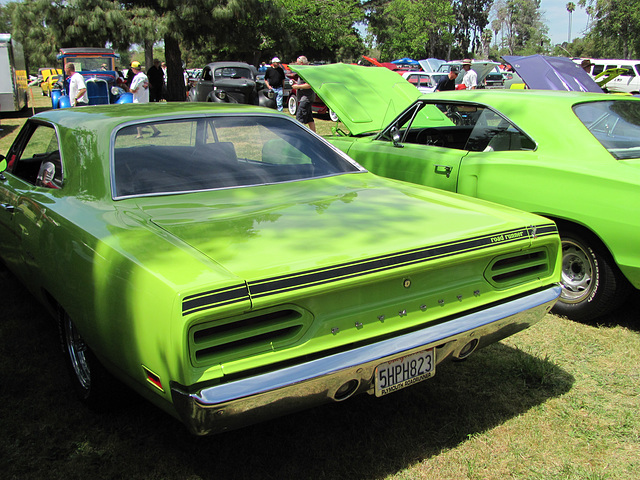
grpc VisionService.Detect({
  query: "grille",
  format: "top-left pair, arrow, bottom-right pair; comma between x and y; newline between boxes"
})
189,308 -> 310,367
485,249 -> 551,289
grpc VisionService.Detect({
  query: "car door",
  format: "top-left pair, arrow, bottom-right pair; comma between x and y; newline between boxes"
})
349,100 -> 487,193
0,121 -> 62,282
454,107 -> 539,205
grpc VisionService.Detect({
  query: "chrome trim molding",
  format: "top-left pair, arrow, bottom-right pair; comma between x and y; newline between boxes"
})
171,285 -> 561,435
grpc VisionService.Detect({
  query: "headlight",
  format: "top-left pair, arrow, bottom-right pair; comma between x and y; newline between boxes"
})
216,89 -> 227,100
111,86 -> 125,96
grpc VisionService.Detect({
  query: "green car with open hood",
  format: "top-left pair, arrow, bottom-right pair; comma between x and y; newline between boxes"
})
291,63 -> 640,321
0,103 -> 561,435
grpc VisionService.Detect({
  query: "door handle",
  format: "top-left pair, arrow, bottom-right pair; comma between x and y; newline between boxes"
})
434,164 -> 452,178
1,203 -> 15,213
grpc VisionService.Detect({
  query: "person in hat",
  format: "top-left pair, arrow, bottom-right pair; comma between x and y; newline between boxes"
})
461,59 -> 477,90
581,58 -> 594,73
129,61 -> 160,138
264,56 -> 286,111
435,67 -> 459,91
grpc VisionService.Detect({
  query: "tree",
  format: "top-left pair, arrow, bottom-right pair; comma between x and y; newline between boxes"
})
567,2 -> 576,42
579,0 -> 640,58
365,0 -> 458,60
498,0 -> 548,55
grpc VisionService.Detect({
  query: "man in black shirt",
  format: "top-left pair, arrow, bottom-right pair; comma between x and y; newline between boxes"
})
435,67 -> 459,91
264,57 -> 286,111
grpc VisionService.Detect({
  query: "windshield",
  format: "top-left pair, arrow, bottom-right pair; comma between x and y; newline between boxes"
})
113,115 -> 361,198
214,67 -> 253,80
574,100 -> 640,159
64,57 -> 114,71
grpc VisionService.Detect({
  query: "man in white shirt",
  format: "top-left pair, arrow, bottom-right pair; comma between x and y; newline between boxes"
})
65,63 -> 89,106
129,61 -> 150,103
129,61 -> 160,138
461,59 -> 477,90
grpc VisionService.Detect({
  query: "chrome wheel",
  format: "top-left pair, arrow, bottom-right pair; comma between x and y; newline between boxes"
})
288,95 -> 297,115
560,238 -> 596,304
329,109 -> 339,122
63,315 -> 91,391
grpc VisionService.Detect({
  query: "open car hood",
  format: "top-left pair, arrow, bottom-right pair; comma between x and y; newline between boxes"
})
289,63 -> 421,136
502,55 -> 603,92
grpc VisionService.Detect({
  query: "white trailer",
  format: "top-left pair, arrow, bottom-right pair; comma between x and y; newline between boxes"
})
0,33 -> 28,112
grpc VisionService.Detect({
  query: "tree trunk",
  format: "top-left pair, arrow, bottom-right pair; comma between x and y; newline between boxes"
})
145,40 -> 154,73
164,34 -> 186,101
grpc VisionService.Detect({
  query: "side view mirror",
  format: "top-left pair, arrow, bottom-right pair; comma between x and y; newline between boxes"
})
390,126 -> 404,148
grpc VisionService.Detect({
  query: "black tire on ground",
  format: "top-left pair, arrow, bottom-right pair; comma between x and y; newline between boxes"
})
552,229 -> 631,321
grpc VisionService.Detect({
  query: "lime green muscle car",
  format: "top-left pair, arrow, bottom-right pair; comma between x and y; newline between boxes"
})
291,63 -> 640,321
0,103 -> 561,435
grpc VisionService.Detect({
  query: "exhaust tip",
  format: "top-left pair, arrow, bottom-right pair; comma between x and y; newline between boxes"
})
455,338 -> 479,361
333,379 -> 360,401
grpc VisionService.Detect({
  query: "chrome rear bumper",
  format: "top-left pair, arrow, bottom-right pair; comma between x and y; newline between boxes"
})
171,285 -> 561,435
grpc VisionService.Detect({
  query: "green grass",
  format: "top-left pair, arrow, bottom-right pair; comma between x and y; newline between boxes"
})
1,92 -> 640,480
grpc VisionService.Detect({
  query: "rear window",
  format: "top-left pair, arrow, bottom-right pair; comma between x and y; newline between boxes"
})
113,115 -> 360,197
574,101 -> 640,159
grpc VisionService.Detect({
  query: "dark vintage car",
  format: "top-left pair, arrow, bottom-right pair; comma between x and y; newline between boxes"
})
188,61 -> 275,108
0,103 -> 561,435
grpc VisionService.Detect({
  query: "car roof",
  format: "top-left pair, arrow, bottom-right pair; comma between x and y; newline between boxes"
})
32,102 -> 277,132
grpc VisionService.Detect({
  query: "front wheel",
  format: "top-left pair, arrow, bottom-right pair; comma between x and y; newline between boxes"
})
553,230 -> 631,321
288,95 -> 298,115
329,109 -> 339,122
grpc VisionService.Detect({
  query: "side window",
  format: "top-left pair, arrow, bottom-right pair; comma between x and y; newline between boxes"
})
387,101 -> 535,152
9,124 -> 62,188
202,68 -> 212,81
621,65 -> 635,77
592,64 -> 604,76
467,108 -> 536,152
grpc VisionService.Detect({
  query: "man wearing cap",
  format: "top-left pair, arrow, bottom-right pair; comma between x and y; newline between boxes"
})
291,55 -> 316,132
129,61 -> 160,138
435,67 -> 459,91
461,59 -> 477,90
264,57 -> 286,111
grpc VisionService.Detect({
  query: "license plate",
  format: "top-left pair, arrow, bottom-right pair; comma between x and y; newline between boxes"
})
375,348 -> 435,397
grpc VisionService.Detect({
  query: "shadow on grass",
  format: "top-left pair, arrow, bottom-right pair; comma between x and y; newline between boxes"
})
0,265 -> 574,480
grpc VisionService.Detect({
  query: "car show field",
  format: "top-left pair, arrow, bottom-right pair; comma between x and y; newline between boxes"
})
0,89 -> 639,480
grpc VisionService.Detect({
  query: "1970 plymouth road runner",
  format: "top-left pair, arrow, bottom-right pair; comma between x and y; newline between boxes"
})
0,103 -> 561,435
291,63 -> 640,321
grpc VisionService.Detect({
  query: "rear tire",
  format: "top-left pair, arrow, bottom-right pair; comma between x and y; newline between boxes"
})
58,312 -> 118,410
553,229 -> 631,321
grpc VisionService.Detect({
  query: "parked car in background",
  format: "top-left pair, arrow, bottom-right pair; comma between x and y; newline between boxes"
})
402,71 -> 448,93
52,47 -> 132,108
188,61 -> 276,108
577,58 -> 640,93
293,62 -> 640,321
0,103 -> 561,435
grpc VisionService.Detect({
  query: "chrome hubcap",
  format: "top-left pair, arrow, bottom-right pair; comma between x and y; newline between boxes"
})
560,239 -> 595,303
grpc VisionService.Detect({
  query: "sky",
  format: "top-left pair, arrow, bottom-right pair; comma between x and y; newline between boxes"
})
540,0 -> 591,45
